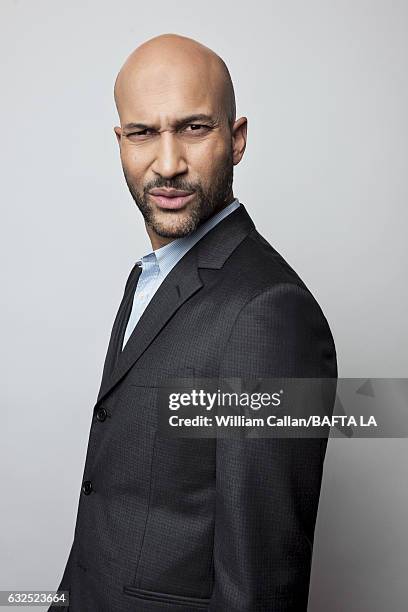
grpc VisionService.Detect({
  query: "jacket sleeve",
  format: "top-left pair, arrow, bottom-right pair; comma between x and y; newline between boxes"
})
209,283 -> 337,612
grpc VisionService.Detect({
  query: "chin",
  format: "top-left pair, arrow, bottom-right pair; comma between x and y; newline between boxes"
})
151,209 -> 197,239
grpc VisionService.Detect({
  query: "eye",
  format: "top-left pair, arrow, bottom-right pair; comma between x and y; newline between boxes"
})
186,124 -> 209,132
127,129 -> 153,137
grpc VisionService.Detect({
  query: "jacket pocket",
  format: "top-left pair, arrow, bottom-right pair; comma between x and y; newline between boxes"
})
123,585 -> 210,608
125,366 -> 196,388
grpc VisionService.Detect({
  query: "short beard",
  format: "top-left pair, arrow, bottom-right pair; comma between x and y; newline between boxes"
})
121,150 -> 234,239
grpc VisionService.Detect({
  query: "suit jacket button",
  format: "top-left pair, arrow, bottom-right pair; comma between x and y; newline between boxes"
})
82,480 -> 93,495
96,407 -> 108,422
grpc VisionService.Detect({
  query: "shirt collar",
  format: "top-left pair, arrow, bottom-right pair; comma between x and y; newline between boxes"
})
138,198 -> 241,272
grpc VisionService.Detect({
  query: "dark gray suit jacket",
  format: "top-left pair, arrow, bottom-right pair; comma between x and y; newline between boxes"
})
50,203 -> 337,611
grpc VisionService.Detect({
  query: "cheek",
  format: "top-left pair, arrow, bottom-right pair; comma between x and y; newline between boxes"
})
121,150 -> 144,179
189,139 -> 230,176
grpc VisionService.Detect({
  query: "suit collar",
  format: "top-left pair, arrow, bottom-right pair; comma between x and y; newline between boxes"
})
197,202 -> 255,268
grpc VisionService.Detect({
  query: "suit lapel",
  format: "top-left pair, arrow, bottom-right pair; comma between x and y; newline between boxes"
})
97,262 -> 142,398
97,250 -> 203,402
95,203 -> 255,405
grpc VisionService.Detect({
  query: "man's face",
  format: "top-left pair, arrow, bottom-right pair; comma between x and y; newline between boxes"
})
114,63 -> 236,242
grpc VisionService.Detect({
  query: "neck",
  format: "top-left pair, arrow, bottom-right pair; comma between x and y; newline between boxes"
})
146,192 -> 236,250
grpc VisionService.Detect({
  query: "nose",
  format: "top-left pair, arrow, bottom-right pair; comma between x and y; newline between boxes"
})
151,131 -> 188,178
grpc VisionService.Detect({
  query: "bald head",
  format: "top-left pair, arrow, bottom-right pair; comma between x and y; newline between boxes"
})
112,33 -> 247,250
114,33 -> 236,130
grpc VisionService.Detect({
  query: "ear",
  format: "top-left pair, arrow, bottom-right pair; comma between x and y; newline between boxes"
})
231,117 -> 247,165
114,126 -> 122,146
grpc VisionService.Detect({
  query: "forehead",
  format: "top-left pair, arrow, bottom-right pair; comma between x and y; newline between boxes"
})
118,60 -> 223,125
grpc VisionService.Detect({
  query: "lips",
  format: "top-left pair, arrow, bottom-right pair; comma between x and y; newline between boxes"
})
149,188 -> 193,197
149,189 -> 195,210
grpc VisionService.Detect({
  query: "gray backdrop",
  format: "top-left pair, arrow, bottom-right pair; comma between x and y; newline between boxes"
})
1,1 -> 407,610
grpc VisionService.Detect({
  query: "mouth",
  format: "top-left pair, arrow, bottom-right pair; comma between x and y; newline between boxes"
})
148,190 -> 195,210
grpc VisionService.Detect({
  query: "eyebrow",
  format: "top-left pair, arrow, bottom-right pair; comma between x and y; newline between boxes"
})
123,114 -> 216,131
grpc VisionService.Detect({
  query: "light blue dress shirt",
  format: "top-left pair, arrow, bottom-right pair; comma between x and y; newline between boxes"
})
122,198 -> 241,349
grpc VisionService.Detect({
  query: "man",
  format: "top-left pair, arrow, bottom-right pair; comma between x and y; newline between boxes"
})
50,33 -> 337,611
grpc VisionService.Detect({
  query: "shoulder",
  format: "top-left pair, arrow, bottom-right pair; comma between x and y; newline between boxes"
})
227,227 -> 308,290
222,227 -> 327,322
218,230 -> 337,377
